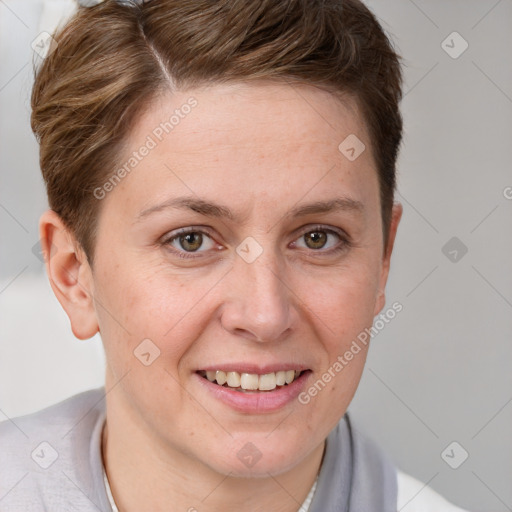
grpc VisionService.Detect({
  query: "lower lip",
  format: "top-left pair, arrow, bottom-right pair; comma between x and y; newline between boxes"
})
195,371 -> 311,413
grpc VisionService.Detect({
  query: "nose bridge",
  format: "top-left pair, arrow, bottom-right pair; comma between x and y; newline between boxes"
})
224,241 -> 295,342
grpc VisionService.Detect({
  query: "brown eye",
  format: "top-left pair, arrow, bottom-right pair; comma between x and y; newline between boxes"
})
303,231 -> 328,249
163,228 -> 217,258
179,232 -> 203,252
293,226 -> 349,255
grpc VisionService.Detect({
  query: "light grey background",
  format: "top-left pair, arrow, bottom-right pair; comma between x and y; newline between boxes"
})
1,1 -> 511,510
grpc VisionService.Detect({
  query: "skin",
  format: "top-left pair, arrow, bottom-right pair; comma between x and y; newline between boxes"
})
40,81 -> 402,512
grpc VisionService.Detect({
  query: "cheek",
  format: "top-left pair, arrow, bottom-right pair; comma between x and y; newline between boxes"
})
297,260 -> 379,400
94,259 -> 222,365
299,259 -> 381,338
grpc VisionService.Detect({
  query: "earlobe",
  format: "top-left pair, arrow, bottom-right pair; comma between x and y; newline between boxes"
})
373,202 -> 403,316
39,210 -> 99,340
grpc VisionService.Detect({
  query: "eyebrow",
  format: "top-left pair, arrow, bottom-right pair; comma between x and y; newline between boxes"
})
136,196 -> 364,222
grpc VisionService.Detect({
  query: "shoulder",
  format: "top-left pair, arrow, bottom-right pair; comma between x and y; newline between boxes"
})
397,470 -> 470,512
0,386 -> 105,447
0,387 -> 108,512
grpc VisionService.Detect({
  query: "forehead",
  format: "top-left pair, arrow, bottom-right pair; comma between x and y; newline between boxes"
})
141,81 -> 370,153
109,81 -> 378,222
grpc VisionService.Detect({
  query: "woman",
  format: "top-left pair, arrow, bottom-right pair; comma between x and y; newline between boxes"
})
0,0 -> 470,510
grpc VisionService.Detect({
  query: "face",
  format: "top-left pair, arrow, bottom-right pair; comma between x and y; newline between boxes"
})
83,82 -> 399,477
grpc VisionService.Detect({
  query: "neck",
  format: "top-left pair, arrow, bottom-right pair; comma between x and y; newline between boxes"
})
101,394 -> 324,512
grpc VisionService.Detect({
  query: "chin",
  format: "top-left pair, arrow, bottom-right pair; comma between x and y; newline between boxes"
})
203,432 -> 317,478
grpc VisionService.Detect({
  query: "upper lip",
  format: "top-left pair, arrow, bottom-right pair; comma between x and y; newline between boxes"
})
197,363 -> 310,374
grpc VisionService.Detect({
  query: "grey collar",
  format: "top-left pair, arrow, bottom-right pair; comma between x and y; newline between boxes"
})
309,413 -> 398,512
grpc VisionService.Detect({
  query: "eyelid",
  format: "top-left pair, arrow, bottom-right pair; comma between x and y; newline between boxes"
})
162,226 -> 213,238
293,223 -> 347,240
161,225 -> 216,242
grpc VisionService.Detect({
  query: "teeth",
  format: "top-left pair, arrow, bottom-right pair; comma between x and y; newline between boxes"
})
276,370 -> 286,386
259,373 -> 277,391
215,370 -> 227,385
202,369 -> 303,390
226,371 -> 241,387
241,373 -> 259,390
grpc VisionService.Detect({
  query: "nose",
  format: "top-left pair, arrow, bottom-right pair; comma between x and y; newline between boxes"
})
220,249 -> 298,343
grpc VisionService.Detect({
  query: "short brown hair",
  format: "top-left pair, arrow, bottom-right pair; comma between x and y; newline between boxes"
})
31,0 -> 403,264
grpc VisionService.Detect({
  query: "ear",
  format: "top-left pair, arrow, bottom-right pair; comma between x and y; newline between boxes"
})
373,202 -> 403,316
39,210 -> 99,340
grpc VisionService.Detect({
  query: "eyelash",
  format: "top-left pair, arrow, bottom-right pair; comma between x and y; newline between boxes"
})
161,225 -> 352,260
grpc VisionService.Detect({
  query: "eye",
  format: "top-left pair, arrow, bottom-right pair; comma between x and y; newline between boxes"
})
161,225 -> 350,260
292,226 -> 349,254
162,228 -> 217,258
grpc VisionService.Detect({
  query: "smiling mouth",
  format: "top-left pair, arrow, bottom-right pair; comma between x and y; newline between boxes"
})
197,370 -> 308,392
